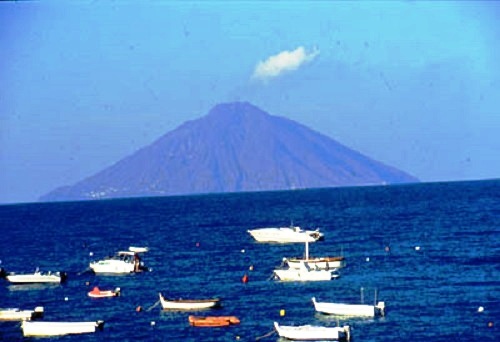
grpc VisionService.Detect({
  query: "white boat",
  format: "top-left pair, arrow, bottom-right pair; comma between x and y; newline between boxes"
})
90,250 -> 148,274
273,261 -> 339,282
283,241 -> 346,270
4,269 -> 67,284
312,295 -> 386,317
21,320 -> 104,337
0,306 -> 44,321
274,322 -> 351,341
88,286 -> 121,298
159,293 -> 221,310
248,226 -> 324,243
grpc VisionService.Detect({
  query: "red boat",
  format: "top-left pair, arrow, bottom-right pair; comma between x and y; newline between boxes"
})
88,286 -> 120,298
188,315 -> 240,327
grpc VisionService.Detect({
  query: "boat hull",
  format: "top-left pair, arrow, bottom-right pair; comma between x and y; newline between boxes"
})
159,293 -> 221,310
312,297 -> 385,317
5,272 -> 66,284
188,315 -> 240,327
274,261 -> 338,282
21,320 -> 104,337
248,227 -> 323,243
274,322 -> 350,341
273,269 -> 335,282
0,307 -> 43,321
89,260 -> 135,274
88,287 -> 120,298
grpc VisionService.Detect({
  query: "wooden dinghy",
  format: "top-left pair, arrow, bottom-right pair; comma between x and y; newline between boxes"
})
159,293 -> 221,310
0,306 -> 44,321
88,286 -> 121,298
188,315 -> 240,327
283,241 -> 346,270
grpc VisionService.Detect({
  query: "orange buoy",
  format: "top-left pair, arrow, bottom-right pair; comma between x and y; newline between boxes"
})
136,306 -> 142,312
242,274 -> 249,283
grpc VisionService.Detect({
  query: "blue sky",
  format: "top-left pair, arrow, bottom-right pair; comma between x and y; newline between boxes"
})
1,1 -> 499,204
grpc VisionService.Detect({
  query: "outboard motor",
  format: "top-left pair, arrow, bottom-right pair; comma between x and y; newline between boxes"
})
33,306 -> 44,319
96,320 -> 105,331
139,262 -> 149,272
0,267 -> 6,278
59,272 -> 68,283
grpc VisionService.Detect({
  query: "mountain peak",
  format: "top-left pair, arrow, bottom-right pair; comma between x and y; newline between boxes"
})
206,101 -> 268,121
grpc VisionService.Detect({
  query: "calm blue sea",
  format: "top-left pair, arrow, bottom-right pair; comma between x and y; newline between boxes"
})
1,180 -> 499,341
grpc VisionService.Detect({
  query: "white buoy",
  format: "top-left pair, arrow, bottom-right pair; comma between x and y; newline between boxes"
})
415,246 -> 421,251
150,321 -> 156,326
478,306 -> 484,313
64,297 -> 69,301
89,252 -> 94,256
366,257 -> 370,262
241,249 -> 245,253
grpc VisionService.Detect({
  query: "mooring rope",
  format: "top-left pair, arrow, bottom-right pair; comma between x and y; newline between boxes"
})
255,329 -> 276,340
146,300 -> 161,312
77,267 -> 91,276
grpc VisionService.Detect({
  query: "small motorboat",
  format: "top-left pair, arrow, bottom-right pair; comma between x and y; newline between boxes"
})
273,261 -> 339,282
3,268 -> 67,284
248,226 -> 324,243
159,293 -> 221,310
21,320 -> 105,337
188,315 -> 240,327
0,306 -> 44,321
312,295 -> 386,317
88,286 -> 121,298
90,250 -> 148,274
274,321 -> 351,341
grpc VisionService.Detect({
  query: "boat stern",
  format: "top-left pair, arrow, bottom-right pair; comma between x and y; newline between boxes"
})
95,320 -> 105,331
59,272 -> 68,283
376,301 -> 386,316
32,307 -> 44,319
341,325 -> 351,341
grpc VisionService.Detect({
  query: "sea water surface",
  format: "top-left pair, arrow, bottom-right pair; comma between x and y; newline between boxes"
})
0,180 -> 499,341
